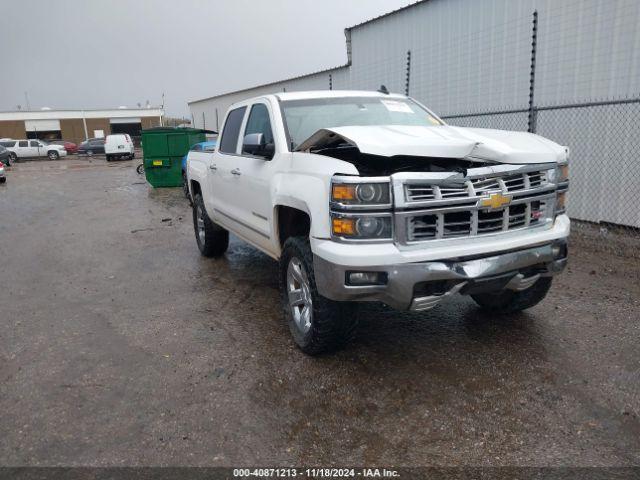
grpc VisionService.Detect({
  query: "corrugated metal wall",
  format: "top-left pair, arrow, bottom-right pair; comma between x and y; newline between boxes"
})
188,0 -> 640,227
190,0 -> 640,118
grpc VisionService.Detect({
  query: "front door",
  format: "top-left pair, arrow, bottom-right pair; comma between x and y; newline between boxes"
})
223,101 -> 276,252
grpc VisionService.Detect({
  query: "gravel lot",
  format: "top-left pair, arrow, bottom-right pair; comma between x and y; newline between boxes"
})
0,158 -> 638,467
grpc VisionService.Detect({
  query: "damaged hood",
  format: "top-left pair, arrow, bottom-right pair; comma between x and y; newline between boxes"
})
295,125 -> 567,164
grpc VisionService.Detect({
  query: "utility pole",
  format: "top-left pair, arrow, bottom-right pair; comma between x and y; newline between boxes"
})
82,110 -> 88,140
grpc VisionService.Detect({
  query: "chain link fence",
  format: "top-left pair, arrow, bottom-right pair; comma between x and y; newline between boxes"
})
438,99 -> 640,258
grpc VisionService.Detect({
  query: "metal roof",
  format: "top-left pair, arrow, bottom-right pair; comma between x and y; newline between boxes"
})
344,0 -> 426,31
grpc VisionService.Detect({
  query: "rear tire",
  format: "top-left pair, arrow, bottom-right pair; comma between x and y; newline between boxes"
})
9,152 -> 17,163
47,151 -> 59,160
471,277 -> 553,314
280,236 -> 357,355
0,177 -> 6,183
106,155 -> 112,162
192,193 -> 228,258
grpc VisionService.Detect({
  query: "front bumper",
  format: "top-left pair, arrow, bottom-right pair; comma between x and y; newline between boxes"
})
313,216 -> 570,311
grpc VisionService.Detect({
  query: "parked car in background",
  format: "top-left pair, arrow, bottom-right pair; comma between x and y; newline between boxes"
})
77,138 -> 105,155
0,145 -> 12,166
1,139 -> 67,161
48,140 -> 78,154
182,141 -> 216,199
0,161 -> 6,183
105,134 -> 135,161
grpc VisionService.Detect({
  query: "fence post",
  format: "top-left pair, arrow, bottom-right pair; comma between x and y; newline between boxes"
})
405,50 -> 412,96
329,74 -> 333,90
528,10 -> 538,133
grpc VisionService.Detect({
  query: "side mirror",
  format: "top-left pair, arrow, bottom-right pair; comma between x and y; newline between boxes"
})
242,133 -> 274,159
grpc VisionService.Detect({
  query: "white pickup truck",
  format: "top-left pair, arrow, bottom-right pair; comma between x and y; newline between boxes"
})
187,91 -> 569,355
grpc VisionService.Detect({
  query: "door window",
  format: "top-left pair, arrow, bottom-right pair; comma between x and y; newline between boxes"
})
30,141 -> 39,147
18,141 -> 28,147
244,103 -> 274,146
219,107 -> 246,154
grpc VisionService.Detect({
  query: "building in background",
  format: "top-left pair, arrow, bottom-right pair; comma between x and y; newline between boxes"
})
0,108 -> 164,145
188,0 -> 640,229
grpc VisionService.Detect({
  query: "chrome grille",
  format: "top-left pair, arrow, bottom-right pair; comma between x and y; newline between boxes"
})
408,201 -> 549,241
396,166 -> 557,244
405,170 -> 548,202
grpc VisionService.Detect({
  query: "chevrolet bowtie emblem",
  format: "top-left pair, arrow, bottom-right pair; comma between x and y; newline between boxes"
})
478,192 -> 512,210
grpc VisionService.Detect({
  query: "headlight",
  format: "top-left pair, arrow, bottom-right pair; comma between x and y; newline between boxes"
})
549,162 -> 569,183
331,182 -> 390,206
557,163 -> 569,182
552,162 -> 569,216
331,214 -> 392,240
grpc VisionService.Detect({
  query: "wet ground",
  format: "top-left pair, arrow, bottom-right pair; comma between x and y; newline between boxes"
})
0,158 -> 638,467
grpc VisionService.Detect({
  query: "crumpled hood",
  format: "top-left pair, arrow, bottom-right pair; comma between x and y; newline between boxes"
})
295,125 -> 568,164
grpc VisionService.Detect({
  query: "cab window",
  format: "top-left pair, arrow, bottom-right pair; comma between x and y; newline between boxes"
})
19,141 -> 28,147
219,107 -> 247,154
244,103 -> 274,146
30,140 -> 39,147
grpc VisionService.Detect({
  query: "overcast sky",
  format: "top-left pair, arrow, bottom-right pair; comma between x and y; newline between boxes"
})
1,0 -> 411,116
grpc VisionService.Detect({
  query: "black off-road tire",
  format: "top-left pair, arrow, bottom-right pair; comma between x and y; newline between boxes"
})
280,236 -> 357,355
192,193 -> 228,258
471,277 -> 553,314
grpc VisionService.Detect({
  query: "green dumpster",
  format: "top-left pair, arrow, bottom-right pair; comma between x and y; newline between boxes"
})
141,127 -> 207,187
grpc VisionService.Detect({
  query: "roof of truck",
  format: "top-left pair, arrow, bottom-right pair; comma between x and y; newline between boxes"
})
273,90 -> 406,101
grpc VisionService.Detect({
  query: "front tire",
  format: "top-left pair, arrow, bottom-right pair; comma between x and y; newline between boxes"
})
471,277 -> 553,314
48,151 -> 59,160
192,193 -> 228,257
280,237 -> 357,355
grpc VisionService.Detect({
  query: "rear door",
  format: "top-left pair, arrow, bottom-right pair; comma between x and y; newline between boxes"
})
207,106 -> 247,224
22,140 -> 36,157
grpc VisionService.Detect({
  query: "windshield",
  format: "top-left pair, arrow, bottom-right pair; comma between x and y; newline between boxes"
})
281,96 -> 442,149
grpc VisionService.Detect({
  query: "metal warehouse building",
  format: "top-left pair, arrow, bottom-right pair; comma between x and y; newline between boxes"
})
0,108 -> 164,145
189,0 -> 640,229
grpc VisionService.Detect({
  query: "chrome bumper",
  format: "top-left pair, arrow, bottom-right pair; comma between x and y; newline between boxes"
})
313,241 -> 567,311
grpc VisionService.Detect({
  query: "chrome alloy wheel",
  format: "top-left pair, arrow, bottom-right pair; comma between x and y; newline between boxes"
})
196,205 -> 206,244
287,257 -> 313,334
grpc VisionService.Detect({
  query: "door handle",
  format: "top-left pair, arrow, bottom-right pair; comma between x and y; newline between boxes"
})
231,168 -> 241,176
209,164 -> 217,170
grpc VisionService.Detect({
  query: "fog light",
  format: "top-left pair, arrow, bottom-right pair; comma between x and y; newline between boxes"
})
346,271 -> 388,286
552,241 -> 568,259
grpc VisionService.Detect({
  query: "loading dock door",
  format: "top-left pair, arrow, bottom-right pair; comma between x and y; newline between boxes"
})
25,119 -> 62,141
110,117 -> 142,145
